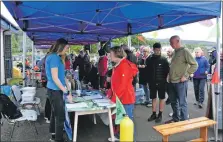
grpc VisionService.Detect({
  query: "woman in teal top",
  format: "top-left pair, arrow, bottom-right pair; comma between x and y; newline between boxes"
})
45,38 -> 72,142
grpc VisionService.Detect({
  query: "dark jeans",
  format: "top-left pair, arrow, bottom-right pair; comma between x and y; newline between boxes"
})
99,76 -> 106,88
193,78 -> 206,104
169,81 -> 188,121
48,89 -> 65,142
44,97 -> 51,120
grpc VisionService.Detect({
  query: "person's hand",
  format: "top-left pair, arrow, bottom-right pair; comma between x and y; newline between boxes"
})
62,87 -> 68,94
138,65 -> 142,68
141,65 -> 145,68
190,74 -> 194,78
205,71 -> 208,75
106,77 -> 111,82
67,94 -> 73,103
180,76 -> 187,82
166,74 -> 169,83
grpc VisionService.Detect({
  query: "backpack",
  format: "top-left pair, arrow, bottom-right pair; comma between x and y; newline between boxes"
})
0,93 -> 22,120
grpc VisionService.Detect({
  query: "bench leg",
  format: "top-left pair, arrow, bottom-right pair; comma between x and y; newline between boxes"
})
162,136 -> 168,142
200,127 -> 208,142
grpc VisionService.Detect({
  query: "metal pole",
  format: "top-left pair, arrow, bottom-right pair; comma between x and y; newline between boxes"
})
214,17 -> 220,142
22,32 -> 26,87
127,35 -> 131,48
31,41 -> 34,85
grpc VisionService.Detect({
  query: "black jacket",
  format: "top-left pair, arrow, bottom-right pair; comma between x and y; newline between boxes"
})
146,55 -> 169,84
125,50 -> 138,86
138,56 -> 149,85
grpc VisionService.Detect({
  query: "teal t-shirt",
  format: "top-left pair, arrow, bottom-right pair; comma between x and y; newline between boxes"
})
45,53 -> 65,90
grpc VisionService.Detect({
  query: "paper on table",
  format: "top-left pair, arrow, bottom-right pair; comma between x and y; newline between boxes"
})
96,102 -> 112,107
73,97 -> 85,102
93,99 -> 110,103
82,94 -> 103,100
66,102 -> 88,109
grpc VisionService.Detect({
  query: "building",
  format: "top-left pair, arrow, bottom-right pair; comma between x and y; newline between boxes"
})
0,15 -> 19,85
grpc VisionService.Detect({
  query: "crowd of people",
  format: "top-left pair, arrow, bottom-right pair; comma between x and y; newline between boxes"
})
36,34 -> 223,142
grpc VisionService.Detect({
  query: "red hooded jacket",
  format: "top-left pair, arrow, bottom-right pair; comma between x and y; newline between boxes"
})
110,58 -> 138,104
98,56 -> 108,76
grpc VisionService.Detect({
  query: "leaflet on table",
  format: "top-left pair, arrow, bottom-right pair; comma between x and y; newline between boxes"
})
82,94 -> 103,100
66,102 -> 88,109
96,102 -> 113,107
72,97 -> 85,102
93,99 -> 110,103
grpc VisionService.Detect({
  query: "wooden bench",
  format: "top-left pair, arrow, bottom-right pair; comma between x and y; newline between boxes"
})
153,117 -> 216,142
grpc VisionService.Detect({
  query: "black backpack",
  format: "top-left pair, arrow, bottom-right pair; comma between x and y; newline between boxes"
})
0,93 -> 22,120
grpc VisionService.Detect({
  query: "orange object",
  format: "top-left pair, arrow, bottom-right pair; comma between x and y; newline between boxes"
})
137,35 -> 146,43
211,69 -> 220,84
34,65 -> 39,71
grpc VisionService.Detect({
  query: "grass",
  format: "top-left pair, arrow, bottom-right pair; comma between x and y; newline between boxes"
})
8,78 -> 23,86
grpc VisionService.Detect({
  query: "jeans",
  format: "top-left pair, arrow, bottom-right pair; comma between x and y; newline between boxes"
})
123,104 -> 135,141
48,89 -> 65,142
139,84 -> 151,103
193,78 -> 206,104
168,81 -> 188,121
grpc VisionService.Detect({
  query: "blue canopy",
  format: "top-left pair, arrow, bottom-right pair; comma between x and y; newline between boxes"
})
3,1 -> 221,45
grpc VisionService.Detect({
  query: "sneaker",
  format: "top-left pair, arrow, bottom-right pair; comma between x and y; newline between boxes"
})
46,119 -> 50,123
146,103 -> 152,107
108,136 -> 119,141
165,119 -> 177,124
169,112 -> 173,117
194,102 -> 198,105
166,98 -> 171,105
155,115 -> 162,123
198,103 -> 203,109
148,113 -> 157,122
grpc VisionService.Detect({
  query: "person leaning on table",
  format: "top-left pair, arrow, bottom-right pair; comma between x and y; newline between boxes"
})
45,38 -> 73,142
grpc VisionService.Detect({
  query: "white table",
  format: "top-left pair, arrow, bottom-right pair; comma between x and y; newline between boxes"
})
66,101 -> 116,142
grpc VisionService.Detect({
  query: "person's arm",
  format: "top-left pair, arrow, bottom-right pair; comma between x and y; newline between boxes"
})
112,66 -> 129,99
51,68 -> 66,92
204,58 -> 210,74
184,49 -> 198,77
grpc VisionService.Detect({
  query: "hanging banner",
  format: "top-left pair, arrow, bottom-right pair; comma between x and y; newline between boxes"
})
199,19 -> 213,27
137,35 -> 146,43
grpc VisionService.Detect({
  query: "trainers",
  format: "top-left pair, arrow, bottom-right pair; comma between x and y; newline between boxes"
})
166,98 -> 171,105
108,136 -> 119,141
148,113 -> 156,122
165,119 -> 177,124
194,102 -> 198,105
198,103 -> 203,109
46,119 -> 50,123
155,115 -> 162,123
169,112 -> 173,117
146,103 -> 152,107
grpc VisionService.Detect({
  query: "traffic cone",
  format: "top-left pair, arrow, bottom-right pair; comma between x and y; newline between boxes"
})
211,70 -> 220,84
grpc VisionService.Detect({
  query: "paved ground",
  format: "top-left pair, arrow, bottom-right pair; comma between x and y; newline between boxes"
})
1,82 -> 222,142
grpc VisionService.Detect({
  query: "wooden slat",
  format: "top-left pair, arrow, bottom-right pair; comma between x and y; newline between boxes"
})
153,117 -> 208,132
160,120 -> 216,136
190,138 -> 204,142
200,127 -> 208,142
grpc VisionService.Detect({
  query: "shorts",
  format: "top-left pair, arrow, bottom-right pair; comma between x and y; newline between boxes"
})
149,83 -> 166,99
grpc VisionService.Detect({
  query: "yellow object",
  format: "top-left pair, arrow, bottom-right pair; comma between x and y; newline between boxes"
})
120,116 -> 134,142
13,67 -> 22,78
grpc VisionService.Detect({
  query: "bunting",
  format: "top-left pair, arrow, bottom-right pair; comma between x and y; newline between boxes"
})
199,20 -> 213,27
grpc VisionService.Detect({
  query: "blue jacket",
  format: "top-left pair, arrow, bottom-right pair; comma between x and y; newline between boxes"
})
194,56 -> 209,79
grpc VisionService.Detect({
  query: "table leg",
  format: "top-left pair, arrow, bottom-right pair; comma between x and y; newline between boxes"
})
162,136 -> 168,142
73,112 -> 79,142
200,126 -> 208,141
93,114 -> 97,124
108,109 -> 114,142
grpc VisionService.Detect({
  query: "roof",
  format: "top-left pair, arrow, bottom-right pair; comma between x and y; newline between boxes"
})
3,1 -> 221,45
1,15 -> 19,32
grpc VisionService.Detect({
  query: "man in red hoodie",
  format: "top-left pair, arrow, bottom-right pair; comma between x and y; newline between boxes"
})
98,48 -> 108,88
108,46 -> 138,141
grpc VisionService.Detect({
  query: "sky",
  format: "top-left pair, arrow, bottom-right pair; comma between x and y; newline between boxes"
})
1,1 -> 222,43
